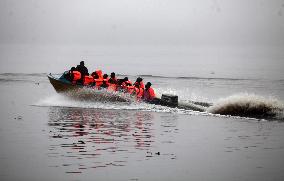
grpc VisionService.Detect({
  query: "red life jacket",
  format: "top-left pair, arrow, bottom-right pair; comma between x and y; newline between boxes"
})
84,75 -> 94,85
139,82 -> 145,89
135,87 -> 144,99
95,70 -> 103,79
127,85 -> 135,94
94,78 -> 103,87
122,80 -> 132,90
125,80 -> 132,86
72,71 -> 81,81
134,81 -> 144,89
144,87 -> 156,101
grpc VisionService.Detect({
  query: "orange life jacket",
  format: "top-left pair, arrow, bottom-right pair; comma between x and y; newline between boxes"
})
135,81 -> 145,88
139,82 -> 145,89
122,80 -> 132,90
94,78 -> 103,87
135,87 -> 144,99
95,70 -> 103,79
127,85 -> 135,94
72,71 -> 81,81
144,87 -> 156,101
84,75 -> 94,85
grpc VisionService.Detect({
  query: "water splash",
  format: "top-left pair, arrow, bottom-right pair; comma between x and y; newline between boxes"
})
207,93 -> 284,119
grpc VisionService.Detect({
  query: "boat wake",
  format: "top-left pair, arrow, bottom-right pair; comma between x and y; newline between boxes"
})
62,87 -> 133,102
207,93 -> 284,120
35,89 -> 284,121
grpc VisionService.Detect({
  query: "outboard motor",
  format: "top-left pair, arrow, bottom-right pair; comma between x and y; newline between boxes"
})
161,94 -> 178,107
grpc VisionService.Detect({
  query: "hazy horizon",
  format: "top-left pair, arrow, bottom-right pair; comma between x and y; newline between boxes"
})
0,0 -> 284,78
0,0 -> 284,46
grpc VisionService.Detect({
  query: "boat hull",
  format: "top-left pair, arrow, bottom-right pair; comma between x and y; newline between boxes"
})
48,74 -> 83,93
47,73 -> 209,111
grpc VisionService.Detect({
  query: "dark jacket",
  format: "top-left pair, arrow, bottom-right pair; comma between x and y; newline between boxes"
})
76,64 -> 89,77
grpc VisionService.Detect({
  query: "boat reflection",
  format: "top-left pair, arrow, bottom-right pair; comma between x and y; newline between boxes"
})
47,107 -> 155,172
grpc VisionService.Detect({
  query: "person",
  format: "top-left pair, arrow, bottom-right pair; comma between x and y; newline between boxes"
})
83,75 -> 94,86
64,67 -> 75,82
122,77 -> 132,86
65,67 -> 81,84
121,77 -> 133,93
95,69 -> 103,79
134,77 -> 145,89
91,71 -> 99,79
91,71 -> 103,88
108,72 -> 117,84
143,82 -> 156,101
100,74 -> 109,89
76,61 -> 89,84
134,83 -> 144,100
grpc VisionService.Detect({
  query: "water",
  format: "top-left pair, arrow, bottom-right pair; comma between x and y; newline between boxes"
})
0,68 -> 284,181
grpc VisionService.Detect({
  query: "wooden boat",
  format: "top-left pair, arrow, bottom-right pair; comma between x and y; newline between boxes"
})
48,73 -> 84,93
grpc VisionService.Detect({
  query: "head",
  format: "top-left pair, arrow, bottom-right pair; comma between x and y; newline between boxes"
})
123,77 -> 128,82
103,74 -> 108,79
70,67 -> 76,71
91,72 -> 99,79
136,77 -> 143,83
145,82 -> 152,89
80,61 -> 84,66
111,72 -> 115,78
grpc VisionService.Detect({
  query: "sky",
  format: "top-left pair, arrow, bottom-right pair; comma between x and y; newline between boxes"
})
0,0 -> 284,77
0,0 -> 284,47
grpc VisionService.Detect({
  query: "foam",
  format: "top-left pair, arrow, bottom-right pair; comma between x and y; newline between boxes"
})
207,93 -> 284,119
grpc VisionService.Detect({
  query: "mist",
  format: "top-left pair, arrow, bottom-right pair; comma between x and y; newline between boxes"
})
0,0 -> 284,77
1,0 -> 284,46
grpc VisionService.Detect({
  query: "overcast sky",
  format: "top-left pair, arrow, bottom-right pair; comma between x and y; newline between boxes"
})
0,0 -> 283,47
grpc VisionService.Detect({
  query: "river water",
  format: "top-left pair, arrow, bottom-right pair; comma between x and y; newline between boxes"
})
0,47 -> 284,181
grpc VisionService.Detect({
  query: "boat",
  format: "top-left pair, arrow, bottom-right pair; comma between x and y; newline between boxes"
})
48,73 -> 210,111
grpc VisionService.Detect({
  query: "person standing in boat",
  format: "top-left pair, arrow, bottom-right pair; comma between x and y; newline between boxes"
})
76,61 -> 89,84
143,82 -> 156,101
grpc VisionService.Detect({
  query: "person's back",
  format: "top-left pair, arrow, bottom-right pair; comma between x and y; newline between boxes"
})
134,77 -> 144,89
76,61 -> 88,84
134,84 -> 144,100
143,82 -> 156,101
108,72 -> 117,84
76,61 -> 89,80
100,74 -> 109,89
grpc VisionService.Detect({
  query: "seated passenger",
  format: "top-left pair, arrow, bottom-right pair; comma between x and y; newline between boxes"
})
121,77 -> 133,93
116,79 -> 125,92
100,74 -> 109,89
95,70 -> 103,79
108,72 -> 117,84
143,82 -> 156,101
92,71 -> 103,87
68,67 -> 81,84
107,72 -> 117,91
134,83 -> 144,100
64,67 -> 76,82
83,75 -> 94,86
134,77 -> 145,89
